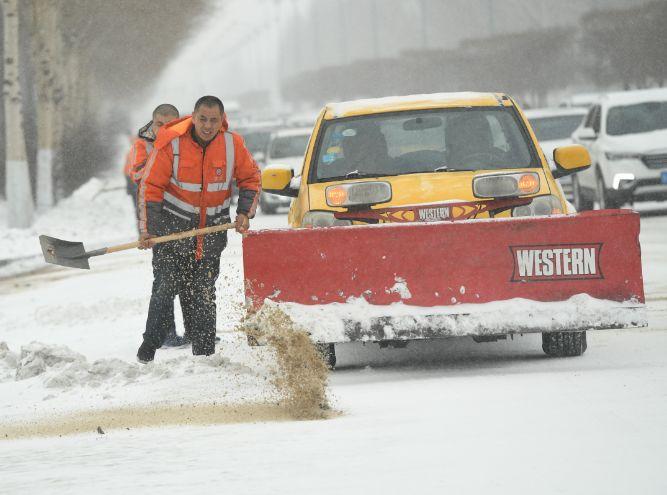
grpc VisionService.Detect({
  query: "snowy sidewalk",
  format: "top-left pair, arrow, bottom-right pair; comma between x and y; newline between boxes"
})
0,178 -> 138,278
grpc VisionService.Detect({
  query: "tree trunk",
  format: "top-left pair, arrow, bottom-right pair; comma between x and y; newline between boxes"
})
18,0 -> 38,204
0,0 -> 5,198
31,0 -> 59,210
3,0 -> 33,227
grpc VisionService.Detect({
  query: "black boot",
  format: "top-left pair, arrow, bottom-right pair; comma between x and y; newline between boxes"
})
162,320 -> 189,348
137,341 -> 156,364
163,333 -> 190,348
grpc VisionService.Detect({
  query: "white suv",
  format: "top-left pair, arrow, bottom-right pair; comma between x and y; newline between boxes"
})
571,88 -> 667,210
260,127 -> 311,214
525,107 -> 587,202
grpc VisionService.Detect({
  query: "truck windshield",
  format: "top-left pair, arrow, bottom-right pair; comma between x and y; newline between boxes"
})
606,101 -> 667,136
312,107 -> 537,182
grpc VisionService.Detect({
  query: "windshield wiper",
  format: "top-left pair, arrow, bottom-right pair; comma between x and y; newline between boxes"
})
343,170 -> 388,179
434,165 -> 469,172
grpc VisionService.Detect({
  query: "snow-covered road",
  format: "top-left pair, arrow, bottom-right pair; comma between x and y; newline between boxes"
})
1,188 -> 666,494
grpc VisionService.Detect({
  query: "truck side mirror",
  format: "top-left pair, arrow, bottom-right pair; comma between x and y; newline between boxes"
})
262,165 -> 299,197
552,145 -> 591,179
574,127 -> 597,141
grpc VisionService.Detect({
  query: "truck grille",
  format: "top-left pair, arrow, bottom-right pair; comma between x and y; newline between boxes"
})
642,153 -> 667,169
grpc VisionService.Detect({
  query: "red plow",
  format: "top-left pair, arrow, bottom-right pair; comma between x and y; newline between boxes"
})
242,210 -> 646,347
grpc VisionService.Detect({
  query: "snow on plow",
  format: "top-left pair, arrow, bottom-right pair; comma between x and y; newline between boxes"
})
242,210 -> 646,344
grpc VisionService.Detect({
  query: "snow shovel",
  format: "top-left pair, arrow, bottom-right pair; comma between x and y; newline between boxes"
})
39,222 -> 236,270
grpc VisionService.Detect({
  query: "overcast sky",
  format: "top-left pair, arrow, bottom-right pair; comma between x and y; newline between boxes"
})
136,0 -> 293,125
137,0 -> 650,127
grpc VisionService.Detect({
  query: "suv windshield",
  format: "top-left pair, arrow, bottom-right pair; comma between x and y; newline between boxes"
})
607,101 -> 667,136
269,134 -> 310,159
312,108 -> 537,182
529,115 -> 584,141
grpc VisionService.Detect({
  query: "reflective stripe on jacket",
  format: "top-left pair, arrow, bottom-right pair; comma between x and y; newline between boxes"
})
138,115 -> 261,259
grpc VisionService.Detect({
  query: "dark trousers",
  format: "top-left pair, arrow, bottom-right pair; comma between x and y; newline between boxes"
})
125,176 -> 140,227
143,242 -> 221,356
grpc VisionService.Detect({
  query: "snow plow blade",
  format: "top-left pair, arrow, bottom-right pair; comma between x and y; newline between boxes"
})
242,210 -> 646,343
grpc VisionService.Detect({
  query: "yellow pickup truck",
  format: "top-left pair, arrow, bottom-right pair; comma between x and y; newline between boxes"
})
251,92 -> 640,367
263,92 -> 590,227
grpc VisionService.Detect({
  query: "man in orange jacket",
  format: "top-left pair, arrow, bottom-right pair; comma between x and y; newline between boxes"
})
126,104 -> 188,348
136,95 -> 261,362
124,105 -> 180,224
128,104 -> 180,186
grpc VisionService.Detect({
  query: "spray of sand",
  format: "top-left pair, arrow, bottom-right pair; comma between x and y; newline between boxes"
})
241,304 -> 331,420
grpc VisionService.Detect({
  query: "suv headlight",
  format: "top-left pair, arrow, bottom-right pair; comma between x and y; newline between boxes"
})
605,152 -> 641,161
512,195 -> 563,217
302,211 -> 352,228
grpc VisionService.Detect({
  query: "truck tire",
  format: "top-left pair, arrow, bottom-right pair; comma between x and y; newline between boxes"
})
542,331 -> 587,357
572,175 -> 594,211
596,172 -> 621,210
316,343 -> 336,369
260,197 -> 277,215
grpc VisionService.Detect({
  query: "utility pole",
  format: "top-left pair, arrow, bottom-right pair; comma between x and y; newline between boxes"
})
3,0 -> 34,227
268,0 -> 283,114
370,0 -> 379,58
487,0 -> 495,36
419,0 -> 428,49
338,0 -> 349,65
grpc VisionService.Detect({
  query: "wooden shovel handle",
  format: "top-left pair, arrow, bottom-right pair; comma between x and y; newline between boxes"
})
105,223 -> 236,254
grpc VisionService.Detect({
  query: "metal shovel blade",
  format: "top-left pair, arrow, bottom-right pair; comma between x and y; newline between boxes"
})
39,235 -> 91,270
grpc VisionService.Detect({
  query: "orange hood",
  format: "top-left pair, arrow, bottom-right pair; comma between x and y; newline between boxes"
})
153,113 -> 230,149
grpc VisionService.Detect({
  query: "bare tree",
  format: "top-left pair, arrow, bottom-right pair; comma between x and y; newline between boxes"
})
31,0 -> 60,210
0,0 -> 212,220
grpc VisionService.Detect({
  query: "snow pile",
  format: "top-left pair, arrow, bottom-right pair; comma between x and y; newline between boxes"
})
0,332 -> 331,438
2,341 -> 258,391
0,342 -> 18,382
328,91 -> 499,118
15,342 -> 87,382
273,294 -> 647,343
0,177 -> 136,276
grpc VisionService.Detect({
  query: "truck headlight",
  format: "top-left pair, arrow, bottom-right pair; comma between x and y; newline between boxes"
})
302,211 -> 352,228
473,172 -> 540,198
512,195 -> 563,217
325,181 -> 392,207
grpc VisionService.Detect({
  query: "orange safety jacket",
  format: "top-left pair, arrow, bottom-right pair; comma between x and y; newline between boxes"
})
128,122 -> 155,183
122,146 -> 134,178
129,139 -> 153,183
138,115 -> 261,259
